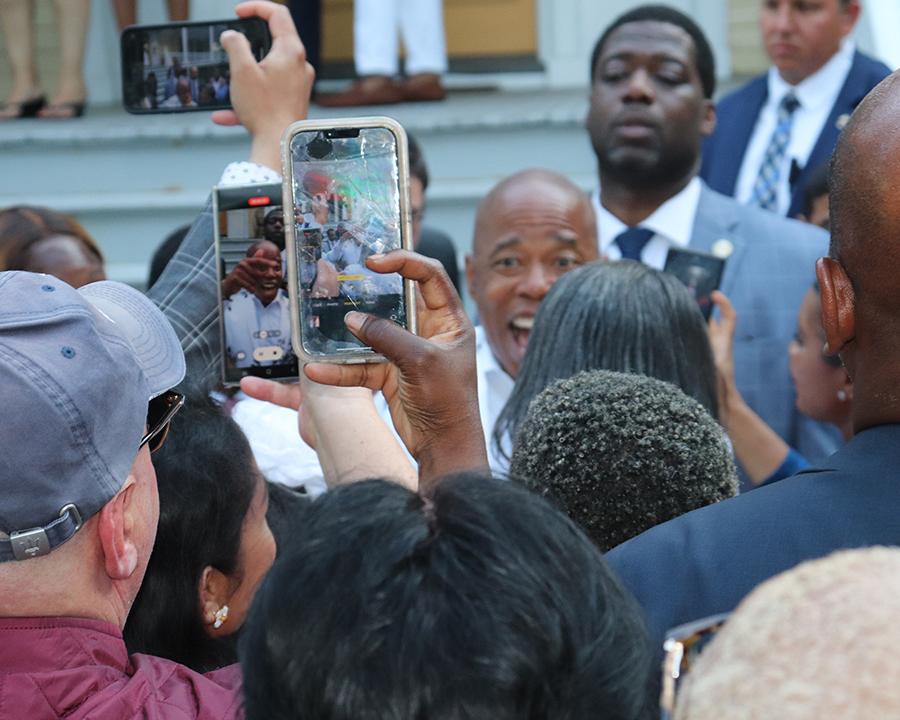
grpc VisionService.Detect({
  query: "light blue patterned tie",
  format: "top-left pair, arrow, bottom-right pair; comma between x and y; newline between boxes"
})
750,92 -> 801,211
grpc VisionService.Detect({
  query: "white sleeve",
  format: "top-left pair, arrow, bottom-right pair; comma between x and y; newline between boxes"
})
218,162 -> 283,186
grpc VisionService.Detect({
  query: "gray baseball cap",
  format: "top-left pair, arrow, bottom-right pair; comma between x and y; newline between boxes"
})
0,271 -> 185,561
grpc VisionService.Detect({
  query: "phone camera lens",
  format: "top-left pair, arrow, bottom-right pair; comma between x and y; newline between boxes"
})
307,133 -> 332,159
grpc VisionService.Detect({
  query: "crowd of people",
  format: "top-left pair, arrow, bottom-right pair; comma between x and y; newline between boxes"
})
2,0 -> 899,717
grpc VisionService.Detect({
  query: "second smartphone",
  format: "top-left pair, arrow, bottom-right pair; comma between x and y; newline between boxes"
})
121,18 -> 271,114
282,117 -> 417,364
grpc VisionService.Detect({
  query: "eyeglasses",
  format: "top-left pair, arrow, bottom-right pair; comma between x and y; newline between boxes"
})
660,612 -> 730,718
139,390 -> 184,453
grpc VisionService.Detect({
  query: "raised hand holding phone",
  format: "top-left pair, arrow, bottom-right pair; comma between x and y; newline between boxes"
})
241,373 -> 418,491
304,250 -> 488,485
215,1 -> 315,172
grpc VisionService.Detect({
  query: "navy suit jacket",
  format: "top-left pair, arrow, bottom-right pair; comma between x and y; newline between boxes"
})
700,51 -> 891,218
689,185 -> 837,467
607,423 -> 900,646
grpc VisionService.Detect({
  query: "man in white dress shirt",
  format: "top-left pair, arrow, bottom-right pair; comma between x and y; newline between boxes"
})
224,240 -> 293,368
701,0 -> 890,218
159,77 -> 197,108
465,168 -> 599,470
586,5 -> 835,479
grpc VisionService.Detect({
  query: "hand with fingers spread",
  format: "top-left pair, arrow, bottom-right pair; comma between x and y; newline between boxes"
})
312,194 -> 329,225
222,249 -> 281,299
304,250 -> 488,485
240,374 -> 417,490
212,0 -> 315,171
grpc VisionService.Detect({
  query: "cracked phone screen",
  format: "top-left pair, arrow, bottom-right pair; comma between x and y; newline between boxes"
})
290,127 -> 408,358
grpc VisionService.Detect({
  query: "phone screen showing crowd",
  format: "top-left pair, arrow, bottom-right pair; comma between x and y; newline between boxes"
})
289,127 -> 408,359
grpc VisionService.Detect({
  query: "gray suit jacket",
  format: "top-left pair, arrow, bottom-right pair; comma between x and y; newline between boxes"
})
690,185 -> 838,466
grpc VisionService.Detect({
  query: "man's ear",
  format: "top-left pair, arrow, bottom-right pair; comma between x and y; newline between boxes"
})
97,476 -> 139,580
816,256 -> 856,357
842,0 -> 861,32
199,565 -> 234,638
464,254 -> 476,301
700,100 -> 717,138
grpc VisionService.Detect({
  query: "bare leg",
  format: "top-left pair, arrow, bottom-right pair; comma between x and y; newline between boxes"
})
40,0 -> 89,115
109,0 -> 136,32
165,0 -> 187,22
0,0 -> 43,114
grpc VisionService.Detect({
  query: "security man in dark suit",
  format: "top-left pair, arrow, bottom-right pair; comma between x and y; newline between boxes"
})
700,0 -> 890,218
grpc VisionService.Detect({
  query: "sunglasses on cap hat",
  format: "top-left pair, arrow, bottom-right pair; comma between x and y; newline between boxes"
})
140,390 -> 185,453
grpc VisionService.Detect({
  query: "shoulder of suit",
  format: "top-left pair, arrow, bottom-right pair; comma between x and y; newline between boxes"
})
850,50 -> 893,83
698,184 -> 829,251
607,468 -> 827,567
715,73 -> 768,111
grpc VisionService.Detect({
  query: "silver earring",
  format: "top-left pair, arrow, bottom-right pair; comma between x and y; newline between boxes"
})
837,390 -> 847,401
214,605 -> 229,629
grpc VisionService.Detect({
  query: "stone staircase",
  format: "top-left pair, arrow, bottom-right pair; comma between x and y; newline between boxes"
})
0,86 -> 596,297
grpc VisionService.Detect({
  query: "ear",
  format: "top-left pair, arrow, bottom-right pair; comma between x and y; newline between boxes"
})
796,213 -> 809,224
816,257 -> 856,357
464,254 -> 477,301
97,476 -> 139,580
843,1 -> 861,32
199,565 -> 234,638
700,100 -> 716,138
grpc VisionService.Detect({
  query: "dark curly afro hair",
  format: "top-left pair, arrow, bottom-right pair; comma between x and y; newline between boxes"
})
510,369 -> 737,552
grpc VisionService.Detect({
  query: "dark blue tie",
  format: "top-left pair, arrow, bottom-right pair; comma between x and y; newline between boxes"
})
614,226 -> 654,261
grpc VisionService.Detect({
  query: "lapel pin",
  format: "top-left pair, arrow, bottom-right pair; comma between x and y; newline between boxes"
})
711,239 -> 734,259
836,113 -> 850,131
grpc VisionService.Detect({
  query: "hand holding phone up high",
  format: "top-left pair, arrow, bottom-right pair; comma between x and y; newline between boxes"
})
305,250 -> 489,486
213,0 -> 315,171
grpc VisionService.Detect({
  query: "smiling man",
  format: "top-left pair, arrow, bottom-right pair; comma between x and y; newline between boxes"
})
701,0 -> 889,218
586,5 -> 834,481
465,169 -> 598,469
224,239 -> 294,368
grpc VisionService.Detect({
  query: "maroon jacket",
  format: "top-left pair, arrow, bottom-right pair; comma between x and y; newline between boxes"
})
0,617 -> 243,720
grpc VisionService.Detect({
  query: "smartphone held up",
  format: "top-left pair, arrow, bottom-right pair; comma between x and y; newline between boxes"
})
214,183 -> 299,385
282,117 -> 416,365
121,18 -> 271,114
212,118 -> 416,384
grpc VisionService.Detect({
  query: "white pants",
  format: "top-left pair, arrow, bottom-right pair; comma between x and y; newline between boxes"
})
354,0 -> 448,76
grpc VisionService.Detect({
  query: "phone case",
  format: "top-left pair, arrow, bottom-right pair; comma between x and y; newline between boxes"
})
281,117 -> 417,365
214,182 -> 299,385
120,18 -> 271,114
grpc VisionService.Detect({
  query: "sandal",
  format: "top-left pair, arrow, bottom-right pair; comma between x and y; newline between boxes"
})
37,102 -> 86,119
0,96 -> 46,120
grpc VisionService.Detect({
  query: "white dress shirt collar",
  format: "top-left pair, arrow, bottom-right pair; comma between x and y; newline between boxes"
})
474,325 -> 514,472
592,176 -> 702,270
734,38 -> 856,214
